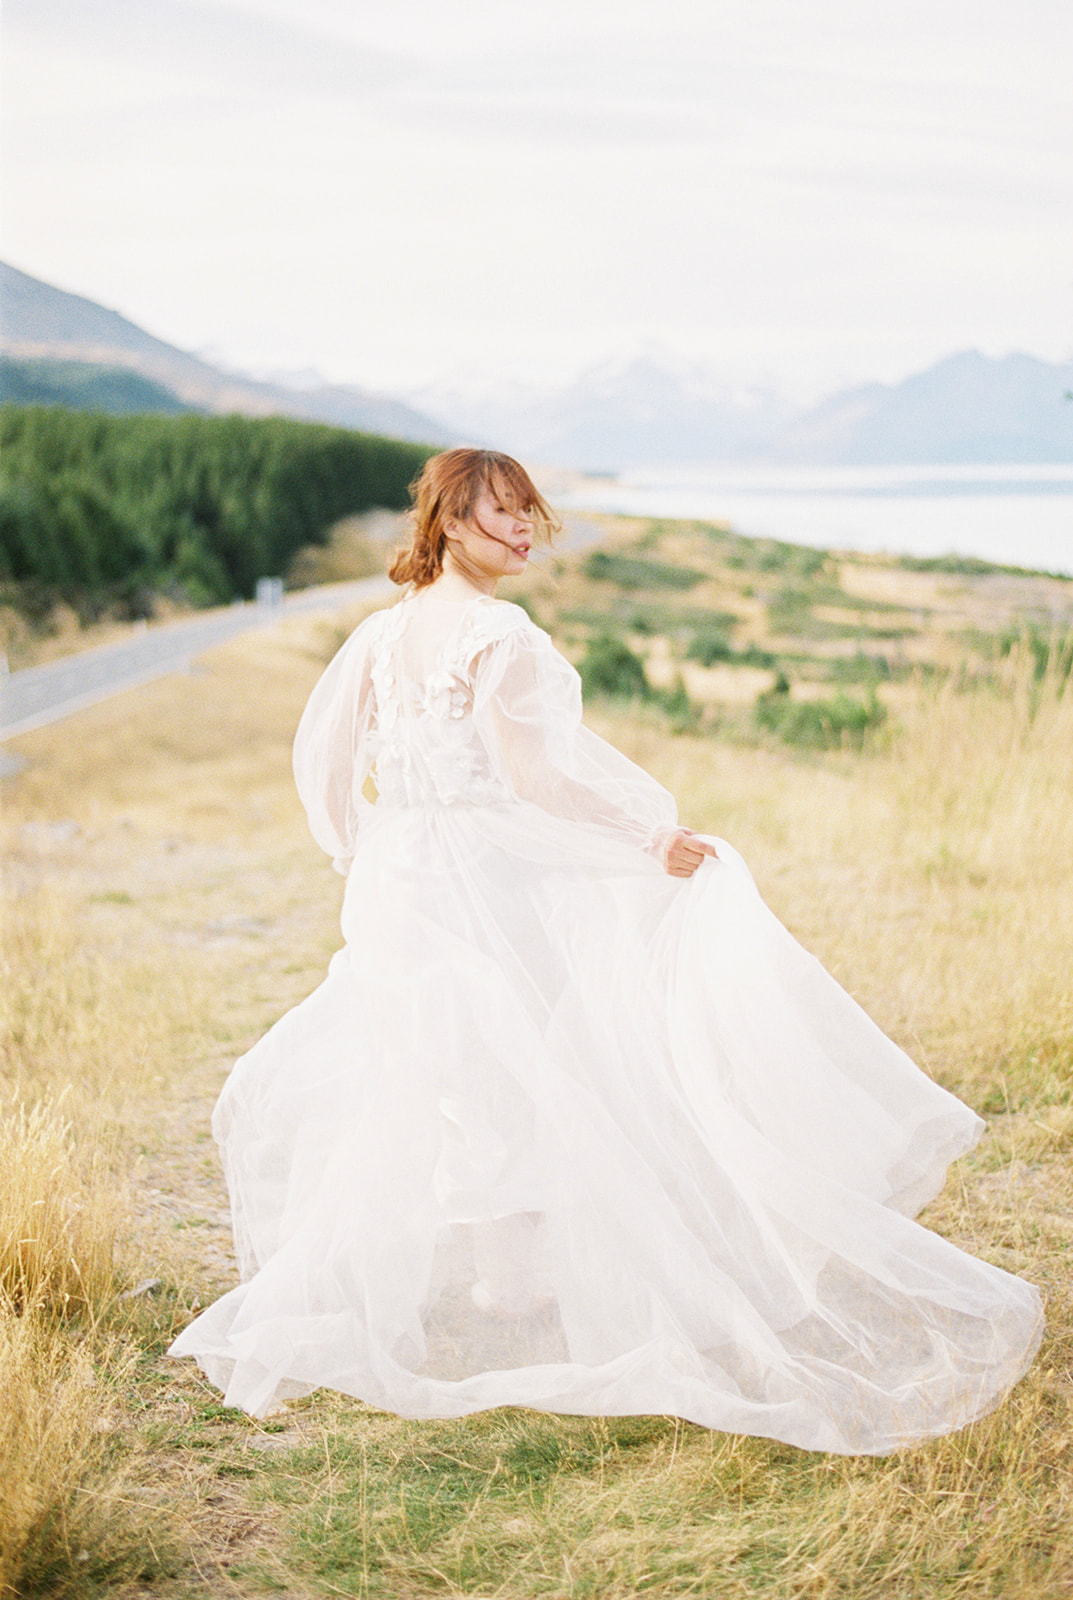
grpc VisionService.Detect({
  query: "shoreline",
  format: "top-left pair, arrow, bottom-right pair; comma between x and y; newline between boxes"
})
3,492 -> 1070,681
555,464 -> 1073,579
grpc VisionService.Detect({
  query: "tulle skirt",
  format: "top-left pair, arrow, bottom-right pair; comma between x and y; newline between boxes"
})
169,801 -> 1042,1452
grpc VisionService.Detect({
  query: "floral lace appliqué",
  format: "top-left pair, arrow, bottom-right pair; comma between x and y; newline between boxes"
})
423,666 -> 470,721
369,597 -> 528,809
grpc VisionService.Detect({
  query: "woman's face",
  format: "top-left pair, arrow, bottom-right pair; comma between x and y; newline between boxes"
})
445,486 -> 533,583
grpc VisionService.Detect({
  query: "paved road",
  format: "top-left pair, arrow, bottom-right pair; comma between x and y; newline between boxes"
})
0,576 -> 393,742
0,510 -> 610,744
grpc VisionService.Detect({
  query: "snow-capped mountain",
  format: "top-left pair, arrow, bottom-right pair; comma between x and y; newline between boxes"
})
410,350 -> 1073,469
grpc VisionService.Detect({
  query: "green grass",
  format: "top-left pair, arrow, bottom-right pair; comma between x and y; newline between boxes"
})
562,602 -> 739,640
898,551 -> 1069,580
822,651 -> 895,684
765,582 -> 911,643
997,626 -> 1073,683
232,1393 -> 1072,1599
715,533 -> 828,580
582,550 -> 708,590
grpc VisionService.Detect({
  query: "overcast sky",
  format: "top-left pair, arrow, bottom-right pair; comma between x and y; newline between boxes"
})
3,0 -> 1072,400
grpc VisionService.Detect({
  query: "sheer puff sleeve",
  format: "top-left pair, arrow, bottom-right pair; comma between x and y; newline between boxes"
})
470,607 -> 679,855
292,610 -> 381,876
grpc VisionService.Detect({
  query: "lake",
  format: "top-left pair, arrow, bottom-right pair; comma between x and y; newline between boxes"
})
559,465 -> 1073,577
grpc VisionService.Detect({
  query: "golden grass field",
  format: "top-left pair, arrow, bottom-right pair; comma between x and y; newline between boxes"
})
2,515 -> 1072,1597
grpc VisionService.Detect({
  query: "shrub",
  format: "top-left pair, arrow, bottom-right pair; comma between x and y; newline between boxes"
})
656,673 -> 701,732
685,627 -> 734,667
579,632 -> 652,699
578,632 -> 700,731
720,533 -> 827,578
899,551 -> 1060,580
738,642 -> 778,669
755,687 -> 887,750
998,626 -> 1073,685
827,650 -> 894,685
686,627 -> 778,671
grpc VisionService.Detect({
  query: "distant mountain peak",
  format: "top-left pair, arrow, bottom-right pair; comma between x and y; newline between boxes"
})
4,262 -> 1070,467
412,344 -> 1073,470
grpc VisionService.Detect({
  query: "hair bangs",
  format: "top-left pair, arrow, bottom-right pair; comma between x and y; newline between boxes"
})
482,454 -> 559,545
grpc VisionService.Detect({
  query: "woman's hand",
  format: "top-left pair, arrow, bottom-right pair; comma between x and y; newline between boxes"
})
660,828 -> 718,878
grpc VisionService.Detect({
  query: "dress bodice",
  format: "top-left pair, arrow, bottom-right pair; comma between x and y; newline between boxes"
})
292,588 -> 679,876
366,595 -> 516,810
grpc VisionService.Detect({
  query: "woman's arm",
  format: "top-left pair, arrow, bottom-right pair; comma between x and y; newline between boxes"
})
472,616 -> 715,876
292,612 -> 380,873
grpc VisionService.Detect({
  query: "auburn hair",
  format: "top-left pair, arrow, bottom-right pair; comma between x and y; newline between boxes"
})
389,448 -> 559,589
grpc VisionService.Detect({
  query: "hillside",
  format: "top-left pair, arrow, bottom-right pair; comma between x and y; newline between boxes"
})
6,264 -> 1071,469
2,519 -> 1071,1595
0,262 -> 449,441
507,511 -> 1073,742
0,353 -> 196,416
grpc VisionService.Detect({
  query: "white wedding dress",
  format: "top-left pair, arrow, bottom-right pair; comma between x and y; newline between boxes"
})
170,591 -> 1042,1452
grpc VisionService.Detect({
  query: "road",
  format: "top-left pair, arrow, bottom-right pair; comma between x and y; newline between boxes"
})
0,509 -> 610,745
0,576 -> 393,742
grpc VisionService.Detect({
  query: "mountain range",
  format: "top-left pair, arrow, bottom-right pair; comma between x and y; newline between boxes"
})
409,351 -> 1073,469
2,262 -> 1071,468
0,262 -> 449,444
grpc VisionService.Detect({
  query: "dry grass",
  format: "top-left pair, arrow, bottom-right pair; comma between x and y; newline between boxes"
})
286,508 -> 406,590
0,1312 -> 170,1599
0,901 -> 175,1596
238,641 -> 1073,1600
625,643 -> 1073,1113
0,891 -> 173,1594
0,603 -> 375,1596
0,1093 -> 125,1316
0,559 -> 1071,1595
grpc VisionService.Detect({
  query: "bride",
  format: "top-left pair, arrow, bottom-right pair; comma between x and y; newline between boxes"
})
170,447 -> 1042,1454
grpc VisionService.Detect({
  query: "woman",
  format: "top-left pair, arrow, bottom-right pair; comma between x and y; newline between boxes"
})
171,448 -> 1042,1453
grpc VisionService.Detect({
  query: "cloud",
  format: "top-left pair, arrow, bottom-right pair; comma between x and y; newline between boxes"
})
3,0 -> 1071,393
4,0 -> 409,107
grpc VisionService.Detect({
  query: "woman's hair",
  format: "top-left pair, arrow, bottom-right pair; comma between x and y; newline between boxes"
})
389,448 -> 559,589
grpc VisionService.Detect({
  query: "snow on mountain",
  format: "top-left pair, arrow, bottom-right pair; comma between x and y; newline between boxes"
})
4,262 -> 1069,466
410,355 -> 795,469
412,349 -> 1073,469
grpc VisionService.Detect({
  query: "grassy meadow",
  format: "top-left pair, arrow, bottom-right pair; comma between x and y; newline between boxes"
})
1,511 -> 1072,1597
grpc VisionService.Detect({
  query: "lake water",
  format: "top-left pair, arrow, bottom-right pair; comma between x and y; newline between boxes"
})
559,465 -> 1073,577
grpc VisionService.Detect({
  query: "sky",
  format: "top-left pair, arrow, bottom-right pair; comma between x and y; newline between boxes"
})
2,0 -> 1072,401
